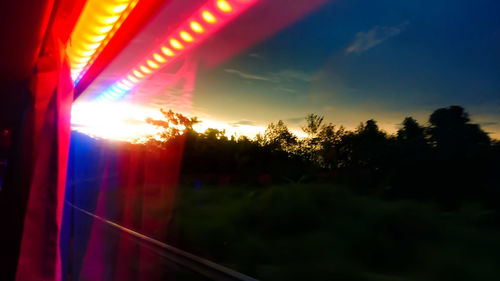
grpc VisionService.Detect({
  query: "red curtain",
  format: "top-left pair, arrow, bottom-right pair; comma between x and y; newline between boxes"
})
15,32 -> 74,281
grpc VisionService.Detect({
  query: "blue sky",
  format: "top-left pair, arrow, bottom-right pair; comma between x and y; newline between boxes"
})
190,0 -> 500,138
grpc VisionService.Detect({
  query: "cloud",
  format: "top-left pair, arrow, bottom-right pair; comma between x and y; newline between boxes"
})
248,53 -> 263,59
272,70 -> 316,83
225,68 -> 316,84
224,69 -> 272,82
346,21 -> 409,54
275,86 -> 297,93
480,121 -> 499,126
230,120 -> 258,127
286,116 -> 306,124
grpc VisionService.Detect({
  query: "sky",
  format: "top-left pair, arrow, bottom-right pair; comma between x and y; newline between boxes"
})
190,0 -> 500,137
74,0 -> 500,141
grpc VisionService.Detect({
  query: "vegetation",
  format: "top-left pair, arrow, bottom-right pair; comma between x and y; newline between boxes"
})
122,105 -> 500,280
147,105 -> 500,212
63,105 -> 500,280
167,183 -> 500,280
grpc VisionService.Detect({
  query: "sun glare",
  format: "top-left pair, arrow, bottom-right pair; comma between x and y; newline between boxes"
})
71,102 -> 270,143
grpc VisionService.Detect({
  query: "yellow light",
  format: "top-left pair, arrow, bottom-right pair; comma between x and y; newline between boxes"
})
95,25 -> 113,34
67,0 -> 139,82
180,31 -> 194,42
170,39 -> 183,50
87,34 -> 106,42
140,65 -> 151,74
83,42 -> 101,50
101,16 -> 120,25
146,59 -> 159,69
133,69 -> 144,78
153,53 -> 166,63
76,49 -> 95,57
70,61 -> 88,68
161,46 -> 174,57
127,74 -> 139,83
217,1 -> 232,12
109,4 -> 128,13
190,21 -> 204,33
202,11 -> 217,23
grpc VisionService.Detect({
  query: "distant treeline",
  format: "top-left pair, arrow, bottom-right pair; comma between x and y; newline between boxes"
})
146,105 -> 500,210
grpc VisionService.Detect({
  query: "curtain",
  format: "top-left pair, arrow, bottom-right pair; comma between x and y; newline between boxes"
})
14,31 -> 74,281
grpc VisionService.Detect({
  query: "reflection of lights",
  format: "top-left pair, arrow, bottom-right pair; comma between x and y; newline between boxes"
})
202,11 -> 217,23
180,31 -> 194,42
170,39 -> 184,50
95,0 -> 259,102
190,21 -> 204,33
153,53 -> 166,63
67,0 -> 139,83
133,69 -> 144,78
139,65 -> 151,74
161,46 -> 175,57
127,75 -> 139,83
217,1 -> 232,13
147,59 -> 159,69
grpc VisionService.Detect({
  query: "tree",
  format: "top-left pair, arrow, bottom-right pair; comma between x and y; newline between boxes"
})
146,109 -> 193,141
317,123 -> 345,169
397,117 -> 425,142
426,106 -> 491,209
263,120 -> 297,152
302,114 -> 324,137
428,105 -> 490,148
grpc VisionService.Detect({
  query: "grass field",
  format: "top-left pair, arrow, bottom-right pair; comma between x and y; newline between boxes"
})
166,183 -> 500,280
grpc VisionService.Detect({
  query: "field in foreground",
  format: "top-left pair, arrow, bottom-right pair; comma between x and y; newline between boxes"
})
166,183 -> 500,281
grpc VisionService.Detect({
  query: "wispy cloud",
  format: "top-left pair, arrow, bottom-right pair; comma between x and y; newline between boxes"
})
275,86 -> 297,93
230,120 -> 258,127
225,68 -> 316,84
273,70 -> 316,83
346,21 -> 409,54
286,116 -> 306,124
248,53 -> 263,59
224,69 -> 272,82
481,121 -> 499,126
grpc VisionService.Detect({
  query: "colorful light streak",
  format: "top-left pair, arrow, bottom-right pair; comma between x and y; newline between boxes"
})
67,0 -> 139,83
95,0 -> 259,102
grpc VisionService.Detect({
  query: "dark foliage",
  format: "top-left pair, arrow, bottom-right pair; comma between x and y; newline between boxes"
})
148,105 -> 500,211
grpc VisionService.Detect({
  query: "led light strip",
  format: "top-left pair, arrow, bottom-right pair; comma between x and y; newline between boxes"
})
96,0 -> 258,102
67,0 -> 139,83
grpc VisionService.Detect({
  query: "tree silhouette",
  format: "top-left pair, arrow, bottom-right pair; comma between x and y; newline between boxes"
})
398,117 -> 425,143
302,114 -> 324,137
426,106 -> 492,209
262,120 -> 297,152
143,106 -> 499,209
428,105 -> 490,149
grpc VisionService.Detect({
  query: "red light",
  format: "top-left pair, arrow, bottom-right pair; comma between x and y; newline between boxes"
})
96,0 -> 260,102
